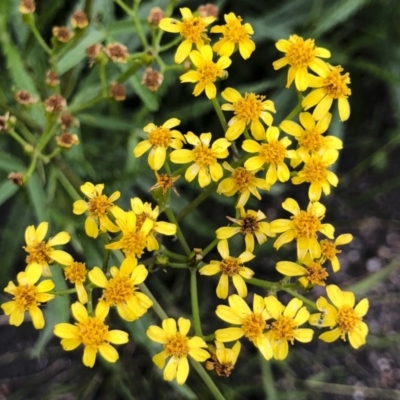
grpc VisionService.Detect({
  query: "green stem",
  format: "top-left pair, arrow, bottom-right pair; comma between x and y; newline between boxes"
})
202,237 -> 218,258
51,288 -> 76,295
211,97 -> 227,132
281,92 -> 303,122
139,283 -> 168,319
245,277 -> 277,290
190,360 -> 226,400
133,0 -> 149,49
87,288 -> 94,315
190,268 -> 202,336
282,287 -> 317,310
114,0 -> 135,17
158,36 -> 182,52
99,64 -> 108,97
164,207 -> 191,255
161,248 -> 187,261
69,93 -> 103,113
8,128 -> 28,148
167,262 -> 188,269
29,19 -> 52,55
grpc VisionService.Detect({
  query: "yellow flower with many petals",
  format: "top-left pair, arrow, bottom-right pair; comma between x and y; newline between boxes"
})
270,198 -> 335,260
73,182 -> 120,239
215,294 -> 273,360
243,126 -> 293,186
88,260 -> 152,321
199,239 -> 255,299
211,13 -> 255,59
309,285 -> 369,349
180,45 -> 231,99
54,302 -> 129,368
264,296 -> 313,360
217,162 -> 270,209
206,341 -> 241,377
302,64 -> 351,121
1,265 -> 55,329
319,234 -> 353,272
272,34 -> 331,91
23,221 -> 73,277
170,132 -> 230,187
147,317 -> 210,385
64,261 -> 88,304
216,208 -> 275,252
133,118 -> 185,170
159,7 -> 215,64
221,88 -> 276,141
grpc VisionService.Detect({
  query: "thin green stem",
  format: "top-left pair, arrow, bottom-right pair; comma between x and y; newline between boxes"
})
139,283 -> 168,320
69,93 -> 103,113
113,0 -> 135,17
167,262 -> 188,269
281,91 -> 303,122
51,288 -> 76,295
202,237 -> 218,258
133,0 -> 150,49
87,288 -> 94,315
29,19 -> 52,55
8,129 -> 28,148
190,268 -> 202,337
245,277 -> 277,290
190,360 -> 226,400
161,248 -> 187,261
99,64 -> 108,97
158,36 -> 182,52
164,207 -> 191,255
211,97 -> 227,132
282,287 -> 317,310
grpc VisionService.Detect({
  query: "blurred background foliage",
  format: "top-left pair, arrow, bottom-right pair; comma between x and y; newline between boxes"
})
1,0 -> 400,399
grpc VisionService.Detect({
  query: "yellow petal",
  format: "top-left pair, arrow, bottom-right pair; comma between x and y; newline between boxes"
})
216,274 -> 229,299
83,346 -> 97,368
29,305 -> 45,329
73,200 -> 88,215
85,217 -> 99,238
164,356 -> 179,381
178,317 -> 191,336
98,343 -> 119,363
88,267 -> 108,288
71,301 -> 89,323
215,305 -> 242,325
54,323 -> 80,339
48,231 -> 70,246
215,327 -> 244,342
176,357 -> 189,385
35,222 -> 49,243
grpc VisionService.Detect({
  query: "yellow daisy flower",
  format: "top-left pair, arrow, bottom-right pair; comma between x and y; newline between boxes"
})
73,182 -> 120,239
270,198 -> 335,260
302,64 -> 351,122
309,285 -> 369,349
159,7 -> 215,64
264,296 -> 313,360
206,340 -> 241,377
243,126 -> 293,186
64,260 -> 88,304
170,131 -> 230,188
221,87 -> 276,141
215,294 -> 273,360
54,301 -> 129,368
211,13 -> 255,59
216,208 -> 275,253
199,239 -> 255,299
179,45 -> 232,99
272,34 -> 331,91
88,260 -> 152,321
147,317 -> 210,385
319,234 -> 353,272
1,265 -> 55,329
216,162 -> 270,209
133,118 -> 185,170
23,221 -> 73,277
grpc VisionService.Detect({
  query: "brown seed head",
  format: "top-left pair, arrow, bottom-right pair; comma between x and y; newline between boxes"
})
71,10 -> 89,29
58,112 -> 78,130
197,4 -> 219,19
52,26 -> 74,43
8,172 -> 24,186
141,68 -> 163,92
56,132 -> 80,148
109,82 -> 126,101
15,90 -> 38,105
104,43 -> 129,63
19,0 -> 35,14
44,94 -> 67,113
46,70 -> 60,87
147,7 -> 165,26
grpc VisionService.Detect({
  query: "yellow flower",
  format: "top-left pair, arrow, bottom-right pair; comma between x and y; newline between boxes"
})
216,208 -> 275,252
23,221 -> 73,277
54,301 -> 129,368
133,118 -> 185,170
264,296 -> 313,360
64,261 -> 88,304
73,182 -> 120,239
130,197 -> 177,251
170,132 -> 230,187
243,126 -> 293,186
159,7 -> 215,64
302,64 -> 351,121
216,162 -> 270,209
88,260 -> 152,321
206,341 -> 241,377
199,239 -> 255,299
291,152 -> 339,201
1,265 -> 54,329
215,294 -> 273,360
270,198 -> 335,260
147,317 -> 210,385
319,234 -> 353,272
221,87 -> 276,141
272,34 -> 331,91
211,13 -> 255,59
309,285 -> 369,349
179,45 -> 231,99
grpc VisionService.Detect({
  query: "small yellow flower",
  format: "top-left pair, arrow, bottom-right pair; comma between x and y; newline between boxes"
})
170,132 -> 230,187
216,208 -> 275,252
319,234 -> 353,272
199,239 -> 255,299
302,64 -> 351,121
211,13 -> 255,59
147,317 -> 210,385
73,182 -> 120,239
133,118 -> 185,170
215,294 -> 273,360
264,296 -> 313,360
23,222 -> 73,277
54,302 -> 129,368
149,172 -> 180,197
270,198 -> 335,260
180,45 -> 231,99
206,341 -> 241,377
272,34 -> 331,91
159,7 -> 215,64
221,88 -> 276,141
1,265 -> 54,329
309,285 -> 369,349
64,261 -> 88,304
88,260 -> 152,321
243,126 -> 293,186
217,162 -> 270,209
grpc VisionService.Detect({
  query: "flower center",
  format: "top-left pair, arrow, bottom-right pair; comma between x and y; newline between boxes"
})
121,231 -> 147,258
285,36 -> 317,67
259,141 -> 286,164
193,145 -> 216,167
301,158 -> 328,183
336,306 -> 361,335
148,127 -> 171,148
234,93 -> 264,123
241,215 -> 258,235
271,316 -> 296,344
64,262 -> 87,284
298,129 -> 324,153
305,262 -> 329,285
77,317 -> 109,348
323,66 -> 351,99
180,17 -> 207,42
241,313 -> 267,342
14,285 -> 37,310
292,211 -> 322,239
220,257 -> 241,276
232,167 -> 256,191
88,195 -> 111,219
320,239 -> 340,260
207,354 -> 234,377
197,61 -> 224,84
103,275 -> 134,305
222,16 -> 248,43
24,241 -> 52,265
164,333 -> 189,358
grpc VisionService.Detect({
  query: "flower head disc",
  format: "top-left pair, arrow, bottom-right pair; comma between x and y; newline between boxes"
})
319,234 -> 353,272
64,261 -> 88,304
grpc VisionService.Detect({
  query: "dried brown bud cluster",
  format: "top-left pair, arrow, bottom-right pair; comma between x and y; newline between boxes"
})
8,172 -> 24,186
46,71 -> 60,87
197,4 -> 219,19
104,43 -> 129,63
0,113 -> 15,132
141,68 -> 163,92
58,112 -> 79,130
19,0 -> 35,14
44,94 -> 66,113
109,82 -> 126,101
71,10 -> 88,29
52,26 -> 74,43
15,90 -> 38,105
147,7 -> 165,26
56,132 -> 80,148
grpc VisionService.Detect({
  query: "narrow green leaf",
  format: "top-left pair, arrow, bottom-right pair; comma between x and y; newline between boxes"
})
0,152 -> 25,172
0,180 -> 19,206
26,172 -> 49,222
127,73 -> 159,112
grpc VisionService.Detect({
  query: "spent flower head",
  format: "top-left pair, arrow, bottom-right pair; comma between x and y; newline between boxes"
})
206,341 -> 241,377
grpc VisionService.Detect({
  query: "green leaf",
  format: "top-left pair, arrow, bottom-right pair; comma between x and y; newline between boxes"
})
127,73 -> 159,112
26,172 -> 49,222
77,112 -> 136,130
0,152 -> 25,172
0,180 -> 19,206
